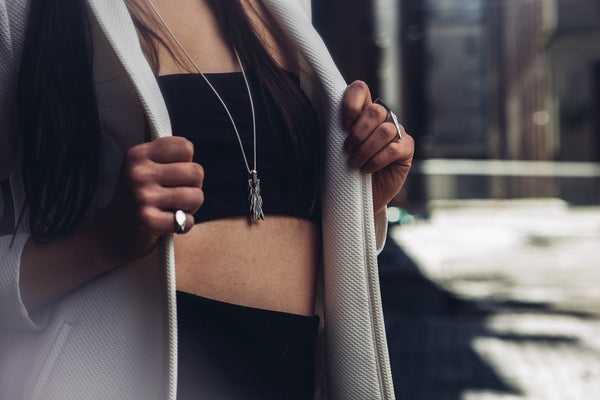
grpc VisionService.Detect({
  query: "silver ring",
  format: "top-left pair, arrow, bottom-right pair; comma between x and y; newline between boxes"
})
374,98 -> 402,140
174,210 -> 186,234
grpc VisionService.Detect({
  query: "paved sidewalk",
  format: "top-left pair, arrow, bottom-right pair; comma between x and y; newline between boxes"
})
379,199 -> 600,400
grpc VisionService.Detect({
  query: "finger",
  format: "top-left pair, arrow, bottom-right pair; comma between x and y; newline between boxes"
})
360,135 -> 414,174
347,122 -> 398,169
344,102 -> 388,153
137,186 -> 204,214
396,122 -> 408,140
155,162 -> 204,188
157,187 -> 205,214
341,81 -> 371,131
141,207 -> 195,235
147,136 -> 194,164
176,212 -> 195,234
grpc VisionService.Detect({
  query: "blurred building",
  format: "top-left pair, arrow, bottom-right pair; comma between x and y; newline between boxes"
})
484,0 -> 557,199
496,0 -> 556,161
421,0 -> 488,159
546,0 -> 600,162
488,0 -> 600,201
313,0 -> 600,205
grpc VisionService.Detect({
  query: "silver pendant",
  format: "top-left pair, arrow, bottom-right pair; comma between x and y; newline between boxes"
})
248,170 -> 265,222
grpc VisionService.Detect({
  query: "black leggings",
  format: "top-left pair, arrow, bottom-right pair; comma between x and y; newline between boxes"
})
176,291 -> 319,400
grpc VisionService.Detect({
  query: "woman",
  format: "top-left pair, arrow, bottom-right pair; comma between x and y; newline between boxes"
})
0,0 -> 413,398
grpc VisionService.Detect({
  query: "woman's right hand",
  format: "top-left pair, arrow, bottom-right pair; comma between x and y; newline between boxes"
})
19,137 -> 204,311
95,136 -> 204,266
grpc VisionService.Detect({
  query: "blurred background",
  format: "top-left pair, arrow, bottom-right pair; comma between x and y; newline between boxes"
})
313,0 -> 600,399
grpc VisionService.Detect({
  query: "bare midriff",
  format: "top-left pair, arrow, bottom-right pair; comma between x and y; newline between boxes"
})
174,216 -> 321,316
140,0 -> 319,315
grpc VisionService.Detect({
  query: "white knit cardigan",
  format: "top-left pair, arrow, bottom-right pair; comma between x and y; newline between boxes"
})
0,0 -> 394,399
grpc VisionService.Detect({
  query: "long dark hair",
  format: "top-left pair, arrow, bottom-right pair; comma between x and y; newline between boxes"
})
17,0 -> 100,242
17,0 -> 320,243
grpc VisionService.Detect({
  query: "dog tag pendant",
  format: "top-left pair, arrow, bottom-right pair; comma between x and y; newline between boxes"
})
248,170 -> 265,222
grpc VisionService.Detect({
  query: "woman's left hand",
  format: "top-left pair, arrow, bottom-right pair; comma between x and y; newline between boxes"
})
341,81 -> 414,216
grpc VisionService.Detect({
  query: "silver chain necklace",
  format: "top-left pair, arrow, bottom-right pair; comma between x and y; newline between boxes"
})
147,0 -> 265,222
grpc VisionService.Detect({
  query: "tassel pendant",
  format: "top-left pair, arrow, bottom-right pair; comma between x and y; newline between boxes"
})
248,170 -> 265,222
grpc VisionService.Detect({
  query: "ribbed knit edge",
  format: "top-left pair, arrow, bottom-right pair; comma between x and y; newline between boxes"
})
158,235 -> 178,400
262,1 -> 395,398
0,233 -> 41,330
361,176 -> 395,400
86,0 -> 176,398
375,208 -> 389,254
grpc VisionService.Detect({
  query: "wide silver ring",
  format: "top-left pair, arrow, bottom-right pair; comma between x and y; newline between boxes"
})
174,210 -> 186,234
374,98 -> 402,140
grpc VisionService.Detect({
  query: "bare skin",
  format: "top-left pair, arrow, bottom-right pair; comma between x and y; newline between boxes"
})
141,0 -> 320,316
18,0 -> 414,316
174,218 -> 321,315
146,0 -> 413,316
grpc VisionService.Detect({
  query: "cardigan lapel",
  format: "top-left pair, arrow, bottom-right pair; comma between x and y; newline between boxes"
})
85,3 -> 179,400
85,0 -> 171,141
83,1 -> 393,399
261,1 -> 394,399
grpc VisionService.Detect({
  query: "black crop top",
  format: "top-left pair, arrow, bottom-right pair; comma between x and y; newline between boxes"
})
157,71 -> 320,224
